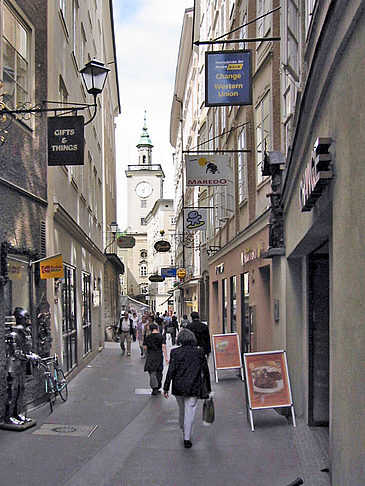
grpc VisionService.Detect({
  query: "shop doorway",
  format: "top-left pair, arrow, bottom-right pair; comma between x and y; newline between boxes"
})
308,249 -> 329,426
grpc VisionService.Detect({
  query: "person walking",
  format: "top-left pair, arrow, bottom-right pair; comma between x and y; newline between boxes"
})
169,315 -> 179,345
136,315 -> 146,357
180,314 -> 190,328
118,310 -> 134,356
155,312 -> 163,334
163,329 -> 211,448
187,311 -> 211,357
143,323 -> 168,395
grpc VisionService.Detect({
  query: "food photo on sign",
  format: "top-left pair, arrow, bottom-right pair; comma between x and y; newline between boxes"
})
243,351 -> 293,410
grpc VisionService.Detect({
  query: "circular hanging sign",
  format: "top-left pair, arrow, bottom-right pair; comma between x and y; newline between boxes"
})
149,274 -> 165,282
176,268 -> 186,278
154,240 -> 171,252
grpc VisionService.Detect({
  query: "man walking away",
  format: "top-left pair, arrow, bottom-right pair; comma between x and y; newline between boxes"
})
187,311 -> 211,357
143,323 -> 169,395
155,312 -> 163,334
118,311 -> 134,356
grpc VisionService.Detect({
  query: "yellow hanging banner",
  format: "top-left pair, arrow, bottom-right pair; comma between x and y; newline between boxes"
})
39,254 -> 64,279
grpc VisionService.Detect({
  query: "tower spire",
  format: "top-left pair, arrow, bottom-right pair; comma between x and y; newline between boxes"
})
137,111 -> 153,165
137,111 -> 153,147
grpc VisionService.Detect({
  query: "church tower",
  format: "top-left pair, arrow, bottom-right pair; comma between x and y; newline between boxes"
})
126,114 -> 165,233
123,114 -> 165,301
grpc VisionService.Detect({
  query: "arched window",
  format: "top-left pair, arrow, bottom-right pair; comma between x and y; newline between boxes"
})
140,249 -> 147,258
140,262 -> 147,277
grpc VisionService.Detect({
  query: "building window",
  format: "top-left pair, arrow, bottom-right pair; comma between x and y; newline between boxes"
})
238,128 -> 248,203
255,91 -> 270,185
62,264 -> 77,372
287,0 -> 299,75
241,272 -> 251,352
2,3 -> 30,115
140,262 -> 147,277
141,199 -> 146,208
82,272 -> 91,356
257,0 -> 271,38
4,253 -> 31,317
141,218 -> 147,226
59,75 -> 68,106
140,250 -> 147,259
72,0 -> 79,56
230,275 -> 237,332
140,284 -> 148,294
170,217 -> 176,225
222,278 -> 227,333
305,0 -> 317,34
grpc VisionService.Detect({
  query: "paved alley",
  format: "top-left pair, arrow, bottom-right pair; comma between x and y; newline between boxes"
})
0,341 -> 330,486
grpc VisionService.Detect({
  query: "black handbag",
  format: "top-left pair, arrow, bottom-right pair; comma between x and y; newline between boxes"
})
202,397 -> 215,424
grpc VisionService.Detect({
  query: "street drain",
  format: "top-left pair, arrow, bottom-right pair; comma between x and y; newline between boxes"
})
33,424 -> 98,437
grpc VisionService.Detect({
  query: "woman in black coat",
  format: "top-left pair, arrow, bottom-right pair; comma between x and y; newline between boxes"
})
163,329 -> 211,448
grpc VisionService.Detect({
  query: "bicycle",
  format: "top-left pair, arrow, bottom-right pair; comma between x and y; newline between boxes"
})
38,354 -> 68,412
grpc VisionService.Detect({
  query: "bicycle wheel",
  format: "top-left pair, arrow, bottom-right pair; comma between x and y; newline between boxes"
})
56,368 -> 68,402
45,375 -> 56,412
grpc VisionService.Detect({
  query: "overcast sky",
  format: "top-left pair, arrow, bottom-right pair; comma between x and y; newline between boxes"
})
112,1 -> 193,229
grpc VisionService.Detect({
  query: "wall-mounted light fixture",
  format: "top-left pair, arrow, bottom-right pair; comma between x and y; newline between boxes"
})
104,222 -> 118,254
0,59 -> 110,144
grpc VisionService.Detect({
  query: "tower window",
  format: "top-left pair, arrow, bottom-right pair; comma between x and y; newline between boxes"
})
143,155 -> 146,164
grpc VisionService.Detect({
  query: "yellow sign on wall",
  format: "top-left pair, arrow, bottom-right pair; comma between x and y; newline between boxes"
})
40,254 -> 64,279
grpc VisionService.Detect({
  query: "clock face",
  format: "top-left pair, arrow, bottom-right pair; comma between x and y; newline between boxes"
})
136,181 -> 152,198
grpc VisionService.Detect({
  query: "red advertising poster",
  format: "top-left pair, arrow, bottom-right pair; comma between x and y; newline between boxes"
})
212,333 -> 242,369
244,351 -> 293,410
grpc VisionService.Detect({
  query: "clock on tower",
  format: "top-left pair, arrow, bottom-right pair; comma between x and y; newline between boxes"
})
136,181 -> 152,198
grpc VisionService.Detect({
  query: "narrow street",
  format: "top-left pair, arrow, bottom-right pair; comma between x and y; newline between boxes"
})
0,341 -> 329,486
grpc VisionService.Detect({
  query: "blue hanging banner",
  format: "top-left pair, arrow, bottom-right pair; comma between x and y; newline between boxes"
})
205,50 -> 252,107
161,268 -> 177,278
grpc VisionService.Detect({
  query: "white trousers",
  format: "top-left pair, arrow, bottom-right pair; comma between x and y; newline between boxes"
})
175,396 -> 198,441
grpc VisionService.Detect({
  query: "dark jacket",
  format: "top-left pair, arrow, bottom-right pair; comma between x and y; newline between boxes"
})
163,345 -> 211,398
186,319 -> 211,356
143,333 -> 165,372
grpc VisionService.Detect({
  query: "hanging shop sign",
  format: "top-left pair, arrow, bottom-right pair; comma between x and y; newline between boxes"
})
149,274 -> 165,282
212,333 -> 244,382
154,240 -> 171,252
243,350 -> 296,431
299,137 -> 333,212
185,155 -> 228,186
205,50 -> 252,107
48,116 -> 84,166
176,268 -> 186,279
183,208 -> 208,231
39,254 -> 64,280
161,267 -> 177,278
117,235 -> 136,248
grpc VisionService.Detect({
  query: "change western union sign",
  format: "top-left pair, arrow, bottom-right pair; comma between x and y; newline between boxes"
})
205,50 -> 252,107
39,254 -> 64,279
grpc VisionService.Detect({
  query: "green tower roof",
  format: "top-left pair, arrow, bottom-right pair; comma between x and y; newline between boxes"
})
137,112 -> 153,147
